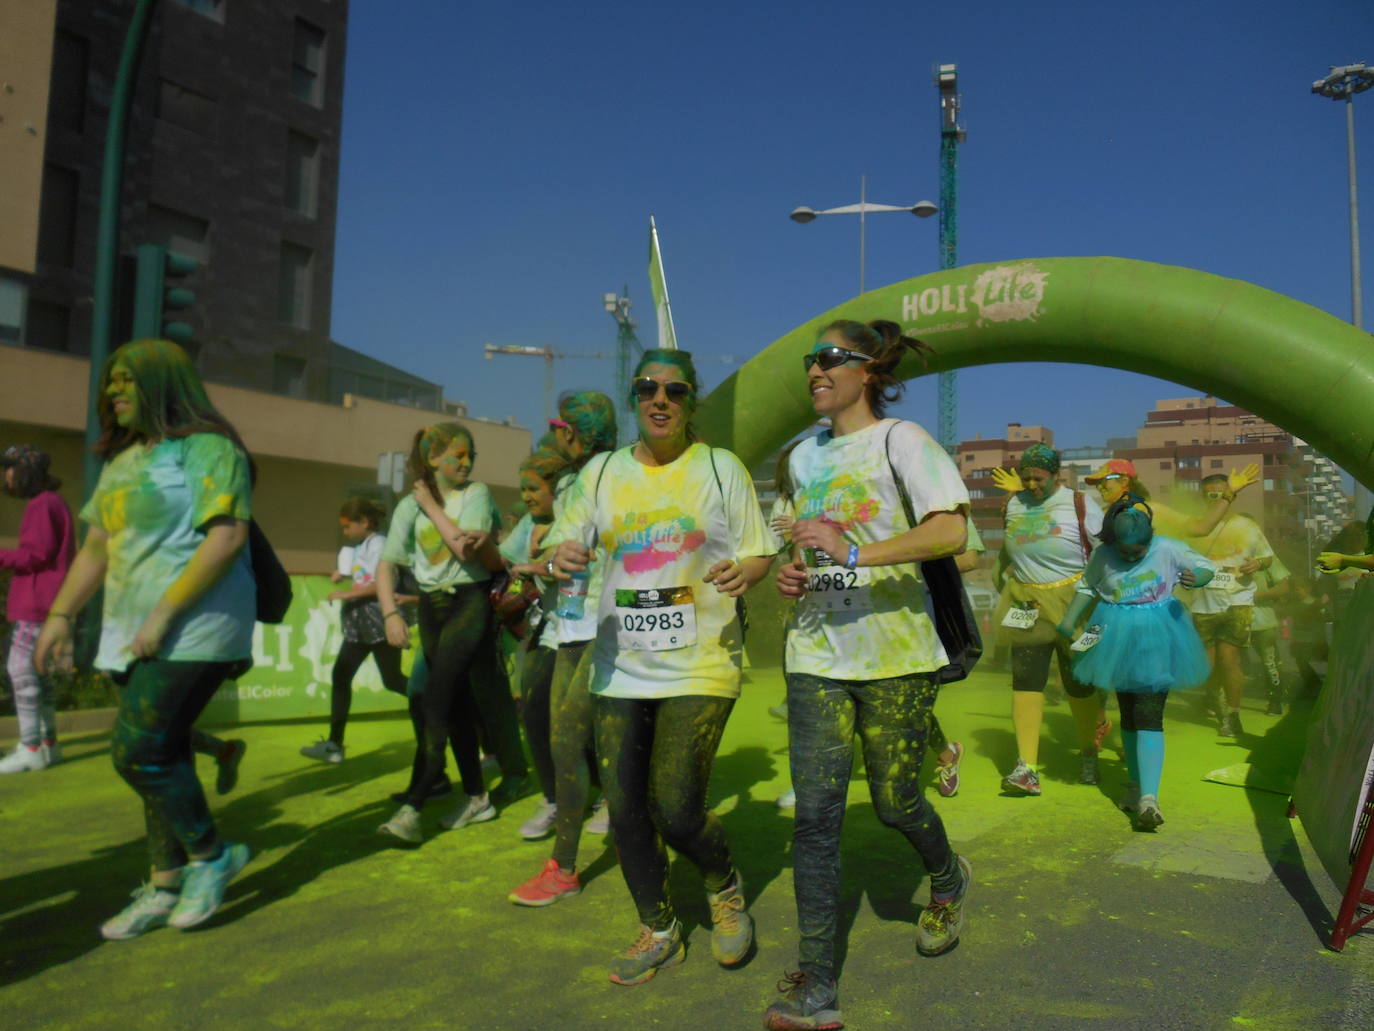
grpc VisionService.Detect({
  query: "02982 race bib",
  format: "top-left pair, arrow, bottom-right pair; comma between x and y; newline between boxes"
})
803,549 -> 872,613
1001,603 -> 1040,630
615,586 -> 698,651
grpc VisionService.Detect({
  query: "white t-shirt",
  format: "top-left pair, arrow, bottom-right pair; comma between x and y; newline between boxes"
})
381,482 -> 495,591
784,419 -> 970,680
499,512 -> 560,649
1249,555 -> 1290,632
1078,535 -> 1213,606
1186,514 -> 1275,614
1003,486 -> 1103,585
543,442 -> 777,699
549,468 -> 605,646
346,533 -> 385,586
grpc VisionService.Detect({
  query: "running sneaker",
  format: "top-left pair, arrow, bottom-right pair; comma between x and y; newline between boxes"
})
915,854 -> 972,957
1266,694 -> 1285,716
509,857 -> 581,907
1135,795 -> 1165,831
390,774 -> 453,804
215,739 -> 247,795
299,739 -> 344,764
519,800 -> 558,840
1078,752 -> 1100,786
169,841 -> 250,929
768,703 -> 789,722
776,787 -> 797,809
586,798 -> 610,835
707,871 -> 753,965
378,804 -> 423,844
439,792 -> 496,830
608,921 -> 685,986
1218,711 -> 1244,739
763,970 -> 844,1030
1093,716 -> 1113,753
1000,761 -> 1041,796
934,742 -> 964,798
101,882 -> 180,941
490,774 -> 535,809
1118,780 -> 1141,813
0,745 -> 49,774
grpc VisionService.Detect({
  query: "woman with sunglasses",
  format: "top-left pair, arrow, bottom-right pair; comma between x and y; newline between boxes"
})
542,351 -> 776,984
764,320 -> 971,1031
1076,459 -> 1259,539
508,391 -> 620,904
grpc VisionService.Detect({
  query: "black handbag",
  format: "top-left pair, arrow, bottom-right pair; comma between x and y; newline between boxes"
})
248,519 -> 293,624
884,425 -> 982,684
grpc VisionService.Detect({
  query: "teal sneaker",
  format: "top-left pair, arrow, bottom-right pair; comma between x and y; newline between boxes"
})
100,882 -> 180,941
608,921 -> 685,985
169,842 -> 250,930
916,854 -> 971,956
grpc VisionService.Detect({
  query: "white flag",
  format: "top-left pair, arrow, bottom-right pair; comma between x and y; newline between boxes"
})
647,216 -> 678,351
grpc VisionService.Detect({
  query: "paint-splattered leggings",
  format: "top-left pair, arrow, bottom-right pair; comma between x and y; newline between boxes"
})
594,692 -> 735,930
1116,690 -> 1167,732
409,585 -> 489,806
520,643 -> 558,802
111,658 -> 239,871
787,670 -> 958,980
550,641 -> 600,871
6,621 -> 56,747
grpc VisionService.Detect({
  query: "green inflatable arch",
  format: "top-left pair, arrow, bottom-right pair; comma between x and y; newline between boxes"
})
695,257 -> 1374,489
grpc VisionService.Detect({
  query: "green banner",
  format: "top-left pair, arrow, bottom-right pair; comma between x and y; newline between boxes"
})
202,575 -> 415,724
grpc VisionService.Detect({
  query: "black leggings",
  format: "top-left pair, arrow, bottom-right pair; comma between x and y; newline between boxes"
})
329,640 -> 407,745
469,626 -> 528,782
521,644 -> 557,802
1011,641 -> 1095,698
594,693 -> 735,930
1117,691 -> 1167,732
408,585 -> 490,807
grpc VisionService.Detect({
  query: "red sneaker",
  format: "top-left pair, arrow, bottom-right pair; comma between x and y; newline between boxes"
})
509,858 -> 581,907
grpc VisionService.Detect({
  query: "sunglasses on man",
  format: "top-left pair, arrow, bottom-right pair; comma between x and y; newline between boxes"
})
632,378 -> 693,403
802,345 -> 875,373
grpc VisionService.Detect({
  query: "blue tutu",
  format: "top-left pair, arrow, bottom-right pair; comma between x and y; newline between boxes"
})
1071,596 -> 1210,694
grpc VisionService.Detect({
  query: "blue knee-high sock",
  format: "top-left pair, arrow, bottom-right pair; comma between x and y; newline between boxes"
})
1121,729 -> 1139,785
1136,730 -> 1165,799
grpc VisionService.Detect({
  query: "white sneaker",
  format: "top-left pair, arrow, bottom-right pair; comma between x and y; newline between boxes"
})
776,787 -> 796,809
586,798 -> 610,835
300,740 -> 344,764
519,800 -> 558,840
378,804 -> 423,844
101,882 -> 179,940
0,746 -> 49,774
439,793 -> 496,830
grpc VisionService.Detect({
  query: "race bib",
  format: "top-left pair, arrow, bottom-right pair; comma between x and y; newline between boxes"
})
1071,625 -> 1103,652
1209,570 -> 1237,590
615,586 -> 697,651
1001,602 -> 1040,630
804,549 -> 872,612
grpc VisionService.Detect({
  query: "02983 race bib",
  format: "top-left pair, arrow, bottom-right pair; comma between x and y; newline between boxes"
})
1001,603 -> 1040,630
615,586 -> 698,651
803,549 -> 872,613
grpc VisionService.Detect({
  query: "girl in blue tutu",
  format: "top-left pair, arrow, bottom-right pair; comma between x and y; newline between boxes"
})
1057,497 -> 1214,830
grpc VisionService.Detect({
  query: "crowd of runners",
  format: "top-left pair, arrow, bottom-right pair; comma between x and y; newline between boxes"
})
2,328 -> 1370,1030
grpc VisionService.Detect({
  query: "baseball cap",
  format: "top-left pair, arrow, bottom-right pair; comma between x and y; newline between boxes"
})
1084,459 -> 1136,484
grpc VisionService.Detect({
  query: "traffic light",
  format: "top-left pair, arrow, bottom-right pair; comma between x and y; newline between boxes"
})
132,243 -> 197,344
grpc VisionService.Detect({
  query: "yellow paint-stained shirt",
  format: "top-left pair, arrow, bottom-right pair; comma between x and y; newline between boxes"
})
544,443 -> 777,699
1186,513 -> 1275,614
382,483 -> 495,591
80,433 -> 254,671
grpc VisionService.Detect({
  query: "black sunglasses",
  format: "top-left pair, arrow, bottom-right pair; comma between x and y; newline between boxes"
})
803,345 -> 875,372
632,377 -> 693,403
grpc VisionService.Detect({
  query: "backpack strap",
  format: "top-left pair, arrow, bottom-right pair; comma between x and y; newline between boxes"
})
883,422 -> 918,530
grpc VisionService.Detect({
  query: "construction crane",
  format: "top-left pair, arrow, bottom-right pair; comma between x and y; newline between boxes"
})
935,63 -> 966,452
482,342 -> 612,426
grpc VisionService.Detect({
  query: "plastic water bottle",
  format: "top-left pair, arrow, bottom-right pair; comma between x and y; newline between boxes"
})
556,569 -> 589,619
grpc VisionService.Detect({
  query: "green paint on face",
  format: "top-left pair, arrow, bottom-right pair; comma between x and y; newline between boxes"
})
107,361 -> 140,429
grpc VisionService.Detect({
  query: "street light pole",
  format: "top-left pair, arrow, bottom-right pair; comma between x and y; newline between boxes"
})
1312,62 -> 1373,330
790,185 -> 938,296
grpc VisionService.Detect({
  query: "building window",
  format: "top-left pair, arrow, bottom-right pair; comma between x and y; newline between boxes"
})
157,79 -> 217,134
1177,456 -> 1199,469
49,30 -> 89,132
25,298 -> 71,352
1159,461 -> 1172,470
285,131 -> 319,216
37,165 -> 79,268
278,242 -> 313,328
1179,481 -> 1199,492
291,19 -> 326,106
1210,459 -> 1224,468
171,0 -> 225,22
147,204 -> 210,264
0,277 -> 25,344
272,353 -> 308,398
1263,479 -> 1275,491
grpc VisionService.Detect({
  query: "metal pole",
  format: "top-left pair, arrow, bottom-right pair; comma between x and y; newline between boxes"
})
859,174 -> 866,295
1346,95 -> 1363,330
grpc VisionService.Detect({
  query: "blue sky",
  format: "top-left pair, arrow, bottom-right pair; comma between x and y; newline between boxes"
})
331,0 -> 1372,453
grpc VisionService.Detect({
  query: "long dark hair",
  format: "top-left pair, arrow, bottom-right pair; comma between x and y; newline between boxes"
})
95,338 -> 253,479
819,319 -> 932,418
